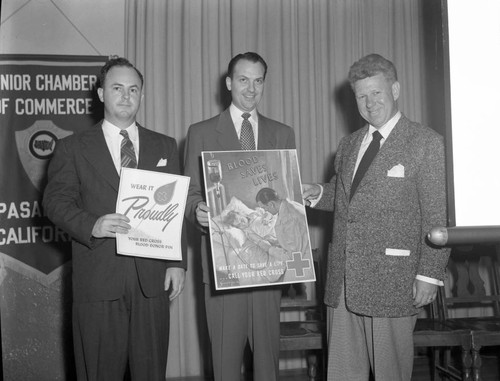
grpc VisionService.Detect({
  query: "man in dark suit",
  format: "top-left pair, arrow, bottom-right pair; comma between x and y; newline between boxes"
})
184,52 -> 295,381
43,57 -> 186,381
303,54 -> 450,380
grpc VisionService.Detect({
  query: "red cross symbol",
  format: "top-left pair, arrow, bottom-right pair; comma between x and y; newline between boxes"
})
286,251 -> 311,277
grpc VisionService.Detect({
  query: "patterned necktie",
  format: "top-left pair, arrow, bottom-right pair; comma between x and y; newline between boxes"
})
240,113 -> 256,150
350,130 -> 383,201
120,130 -> 137,169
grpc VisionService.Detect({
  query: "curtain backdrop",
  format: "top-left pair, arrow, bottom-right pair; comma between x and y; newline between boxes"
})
124,0 -> 445,377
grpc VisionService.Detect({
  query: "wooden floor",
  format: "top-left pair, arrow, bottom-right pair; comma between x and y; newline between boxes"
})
167,347 -> 500,381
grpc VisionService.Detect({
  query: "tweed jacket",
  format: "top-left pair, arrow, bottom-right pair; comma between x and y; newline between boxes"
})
315,114 -> 450,317
184,108 -> 296,285
43,121 -> 187,302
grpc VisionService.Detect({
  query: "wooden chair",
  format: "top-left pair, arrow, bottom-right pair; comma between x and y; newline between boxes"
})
413,293 -> 473,380
279,249 -> 326,380
437,244 -> 500,381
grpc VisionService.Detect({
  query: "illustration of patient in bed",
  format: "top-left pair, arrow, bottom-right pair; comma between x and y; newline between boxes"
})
210,197 -> 293,286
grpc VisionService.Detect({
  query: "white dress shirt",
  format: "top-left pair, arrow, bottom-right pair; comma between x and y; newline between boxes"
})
352,111 -> 401,177
230,103 -> 258,149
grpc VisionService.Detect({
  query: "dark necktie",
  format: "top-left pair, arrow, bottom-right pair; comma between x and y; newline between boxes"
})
240,113 -> 256,150
350,130 -> 383,200
120,130 -> 137,169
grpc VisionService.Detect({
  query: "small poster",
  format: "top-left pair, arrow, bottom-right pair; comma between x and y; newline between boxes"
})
202,149 -> 315,290
116,168 -> 189,260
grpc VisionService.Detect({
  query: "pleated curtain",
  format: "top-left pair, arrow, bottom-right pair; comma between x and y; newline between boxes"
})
124,0 -> 445,377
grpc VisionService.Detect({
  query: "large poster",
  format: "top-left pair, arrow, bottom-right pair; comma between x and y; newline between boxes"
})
202,149 -> 315,290
0,55 -> 107,379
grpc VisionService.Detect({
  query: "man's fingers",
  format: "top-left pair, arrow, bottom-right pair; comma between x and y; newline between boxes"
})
93,214 -> 131,237
196,202 -> 210,227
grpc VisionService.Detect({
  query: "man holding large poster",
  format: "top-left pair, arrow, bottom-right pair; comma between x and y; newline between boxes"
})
43,57 -> 186,380
184,52 -> 296,381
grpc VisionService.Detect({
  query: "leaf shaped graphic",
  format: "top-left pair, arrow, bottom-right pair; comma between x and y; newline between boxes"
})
154,181 -> 176,205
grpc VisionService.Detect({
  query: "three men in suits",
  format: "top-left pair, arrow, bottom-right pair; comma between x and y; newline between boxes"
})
184,52 -> 295,381
303,54 -> 450,380
43,57 -> 186,381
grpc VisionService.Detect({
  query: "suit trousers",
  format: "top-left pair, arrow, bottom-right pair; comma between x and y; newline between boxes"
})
72,260 -> 170,381
204,284 -> 281,381
326,286 -> 418,381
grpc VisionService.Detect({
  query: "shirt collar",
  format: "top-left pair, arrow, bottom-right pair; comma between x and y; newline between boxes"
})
230,103 -> 258,123
102,119 -> 138,140
368,111 -> 401,140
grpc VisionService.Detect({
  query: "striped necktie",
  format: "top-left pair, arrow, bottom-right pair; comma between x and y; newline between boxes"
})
120,130 -> 137,169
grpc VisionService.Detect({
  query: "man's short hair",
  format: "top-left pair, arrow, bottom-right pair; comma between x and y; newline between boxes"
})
255,187 -> 279,204
99,56 -> 144,88
227,52 -> 268,80
347,53 -> 398,89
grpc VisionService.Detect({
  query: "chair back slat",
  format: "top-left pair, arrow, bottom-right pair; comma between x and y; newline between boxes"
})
441,245 -> 500,318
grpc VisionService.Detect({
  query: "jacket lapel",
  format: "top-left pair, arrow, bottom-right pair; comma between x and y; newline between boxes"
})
216,109 -> 241,150
137,124 -> 162,169
355,116 -> 409,192
214,110 -> 279,151
341,127 -> 367,198
257,114 -> 278,150
81,123 -> 120,192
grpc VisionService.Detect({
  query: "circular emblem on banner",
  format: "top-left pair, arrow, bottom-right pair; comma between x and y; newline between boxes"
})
15,120 -> 73,192
29,130 -> 58,160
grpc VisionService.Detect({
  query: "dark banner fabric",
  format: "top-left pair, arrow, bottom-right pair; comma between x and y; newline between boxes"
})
0,55 -> 106,281
0,55 -> 107,380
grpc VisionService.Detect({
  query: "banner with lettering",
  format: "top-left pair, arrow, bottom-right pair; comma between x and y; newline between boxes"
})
201,149 -> 316,290
0,55 -> 107,284
0,55 -> 107,378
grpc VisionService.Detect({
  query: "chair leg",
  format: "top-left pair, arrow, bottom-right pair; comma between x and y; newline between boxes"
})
430,348 -> 439,381
443,348 -> 452,379
433,348 -> 456,381
306,351 -> 318,380
470,345 -> 481,381
461,345 -> 473,381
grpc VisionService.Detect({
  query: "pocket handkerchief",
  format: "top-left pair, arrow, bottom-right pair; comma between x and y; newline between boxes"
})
387,164 -> 404,178
156,158 -> 167,167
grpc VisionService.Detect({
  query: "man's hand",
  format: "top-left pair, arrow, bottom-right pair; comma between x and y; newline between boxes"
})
413,279 -> 438,308
164,267 -> 186,300
302,183 -> 321,206
92,213 -> 131,238
195,201 -> 210,227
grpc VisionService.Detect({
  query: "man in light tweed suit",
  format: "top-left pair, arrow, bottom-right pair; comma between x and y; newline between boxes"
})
303,54 -> 450,380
